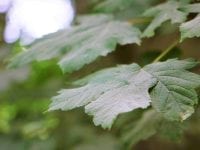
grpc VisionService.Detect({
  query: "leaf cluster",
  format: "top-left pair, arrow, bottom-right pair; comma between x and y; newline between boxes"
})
6,0 -> 200,147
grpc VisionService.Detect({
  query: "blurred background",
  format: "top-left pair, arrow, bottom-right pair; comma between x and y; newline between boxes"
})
0,0 -> 200,150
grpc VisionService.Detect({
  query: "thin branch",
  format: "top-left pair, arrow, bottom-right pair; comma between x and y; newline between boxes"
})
153,40 -> 179,63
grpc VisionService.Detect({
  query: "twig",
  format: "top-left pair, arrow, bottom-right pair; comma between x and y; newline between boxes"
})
153,40 -> 179,63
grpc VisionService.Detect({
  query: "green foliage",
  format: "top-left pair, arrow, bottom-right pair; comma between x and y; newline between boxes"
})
9,15 -> 141,73
142,1 -> 188,37
144,59 -> 200,121
180,14 -> 200,41
3,0 -> 200,148
180,3 -> 200,41
0,105 -> 16,133
143,1 -> 200,40
181,3 -> 200,13
49,59 -> 200,128
49,63 -> 157,129
122,110 -> 161,148
94,0 -> 157,19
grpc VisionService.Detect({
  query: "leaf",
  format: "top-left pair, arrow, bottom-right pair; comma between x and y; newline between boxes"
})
179,3 -> 200,41
180,14 -> 200,41
144,59 -> 200,121
94,0 -> 157,19
94,0 -> 134,13
123,109 -> 185,148
49,59 -> 200,128
49,64 -> 157,129
181,3 -> 200,13
8,14 -> 141,73
142,1 -> 188,37
122,110 -> 161,148
158,120 -> 185,141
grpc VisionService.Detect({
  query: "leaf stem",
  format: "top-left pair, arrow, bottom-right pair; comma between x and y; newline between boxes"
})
153,40 -> 179,63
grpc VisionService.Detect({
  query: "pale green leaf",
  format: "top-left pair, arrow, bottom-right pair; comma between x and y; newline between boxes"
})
49,59 -> 200,128
142,1 -> 187,37
144,59 -> 200,121
181,3 -> 200,13
179,3 -> 200,41
49,64 -> 156,129
180,14 -> 200,41
8,14 -> 141,73
94,0 -> 157,19
158,120 -> 184,141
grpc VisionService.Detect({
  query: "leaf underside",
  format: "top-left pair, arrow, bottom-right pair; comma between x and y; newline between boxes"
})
142,1 -> 200,40
8,14 -> 141,73
49,59 -> 200,129
49,64 -> 156,129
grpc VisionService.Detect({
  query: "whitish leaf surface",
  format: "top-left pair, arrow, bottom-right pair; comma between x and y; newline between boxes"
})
180,14 -> 200,41
9,14 -> 141,73
49,64 -> 156,129
179,3 -> 200,41
142,1 -> 188,37
144,59 -> 200,121
181,3 -> 200,13
49,59 -> 200,128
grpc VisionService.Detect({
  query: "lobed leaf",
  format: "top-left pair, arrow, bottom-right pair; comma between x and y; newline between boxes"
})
144,59 -> 200,121
142,1 -> 188,37
179,3 -> 200,41
8,14 -> 141,73
49,59 -> 200,128
180,14 -> 200,41
49,64 -> 156,129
